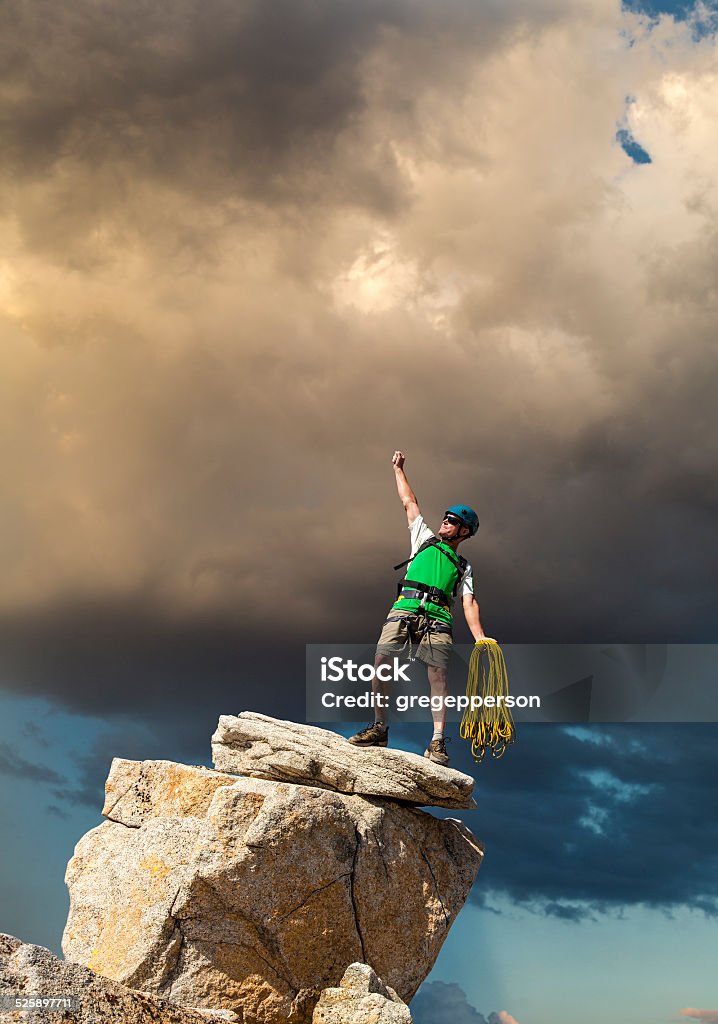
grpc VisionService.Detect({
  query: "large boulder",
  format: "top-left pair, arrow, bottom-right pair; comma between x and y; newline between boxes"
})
63,758 -> 483,1023
0,933 -> 236,1024
212,713 -> 476,809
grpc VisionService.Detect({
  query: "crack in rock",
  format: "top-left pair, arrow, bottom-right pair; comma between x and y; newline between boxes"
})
418,846 -> 450,928
350,827 -> 368,963
276,873 -> 353,922
102,779 -> 139,824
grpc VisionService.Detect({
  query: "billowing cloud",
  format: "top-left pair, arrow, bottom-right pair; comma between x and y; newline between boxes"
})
681,1011 -> 718,1023
411,980 -> 520,1024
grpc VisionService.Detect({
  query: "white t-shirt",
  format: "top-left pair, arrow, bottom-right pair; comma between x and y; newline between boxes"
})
407,515 -> 475,601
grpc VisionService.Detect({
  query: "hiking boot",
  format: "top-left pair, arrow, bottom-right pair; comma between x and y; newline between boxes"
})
424,736 -> 450,766
348,722 -> 389,747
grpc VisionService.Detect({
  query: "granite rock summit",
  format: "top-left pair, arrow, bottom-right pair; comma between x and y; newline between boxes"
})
61,714 -> 483,1023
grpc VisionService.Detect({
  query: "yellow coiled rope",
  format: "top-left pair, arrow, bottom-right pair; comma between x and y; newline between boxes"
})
460,639 -> 516,762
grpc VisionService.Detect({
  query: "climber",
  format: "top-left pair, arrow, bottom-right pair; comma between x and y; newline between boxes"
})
348,450 -> 489,767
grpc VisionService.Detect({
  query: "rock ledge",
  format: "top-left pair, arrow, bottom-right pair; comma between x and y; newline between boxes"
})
212,712 -> 476,809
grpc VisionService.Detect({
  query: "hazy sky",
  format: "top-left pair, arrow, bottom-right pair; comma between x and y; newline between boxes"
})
1,1 -> 717,1022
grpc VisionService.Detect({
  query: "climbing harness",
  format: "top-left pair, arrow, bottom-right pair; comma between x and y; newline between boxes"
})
382,612 -> 452,663
397,582 -> 451,607
460,639 -> 516,762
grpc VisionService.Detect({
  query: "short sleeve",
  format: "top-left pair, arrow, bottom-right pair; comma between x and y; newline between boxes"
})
408,514 -> 435,557
461,565 -> 475,597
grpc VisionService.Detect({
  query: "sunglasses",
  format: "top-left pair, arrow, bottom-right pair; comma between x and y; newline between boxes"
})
443,514 -> 465,528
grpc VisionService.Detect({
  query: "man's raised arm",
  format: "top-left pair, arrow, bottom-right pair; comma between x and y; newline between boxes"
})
392,451 -> 421,525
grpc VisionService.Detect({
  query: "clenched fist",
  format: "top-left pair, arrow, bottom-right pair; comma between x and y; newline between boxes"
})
392,450 -> 405,469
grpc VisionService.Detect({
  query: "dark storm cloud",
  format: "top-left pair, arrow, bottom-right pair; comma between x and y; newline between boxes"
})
48,723 -> 187,809
0,0 -> 552,226
0,740 -> 66,784
0,0 -> 403,262
45,803 -> 71,819
1,0 -> 714,665
439,723 -> 718,918
1,1 -> 376,170
411,984 -> 522,1024
412,981 -> 497,1024
0,594 -> 307,725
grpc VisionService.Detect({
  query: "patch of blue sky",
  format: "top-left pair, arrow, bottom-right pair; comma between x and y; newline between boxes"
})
616,128 -> 652,164
615,95 -> 652,165
0,692 -> 105,795
624,0 -> 702,16
0,684 -> 230,954
0,691 -> 118,952
622,0 -> 718,39
425,900 -> 718,1024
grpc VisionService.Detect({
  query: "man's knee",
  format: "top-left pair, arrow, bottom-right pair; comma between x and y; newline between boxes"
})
427,666 -> 448,690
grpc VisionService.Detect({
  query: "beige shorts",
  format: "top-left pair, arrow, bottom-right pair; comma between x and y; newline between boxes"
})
376,610 -> 453,670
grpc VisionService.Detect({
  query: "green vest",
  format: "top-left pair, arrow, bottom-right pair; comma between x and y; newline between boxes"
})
392,539 -> 468,625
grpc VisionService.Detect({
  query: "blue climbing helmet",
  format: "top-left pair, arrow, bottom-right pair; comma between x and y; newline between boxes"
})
444,504 -> 480,536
